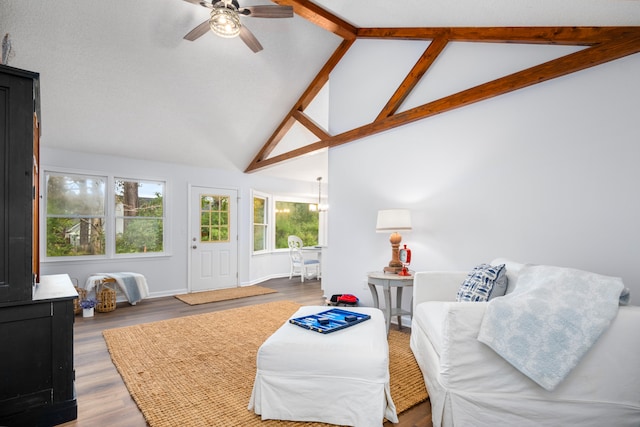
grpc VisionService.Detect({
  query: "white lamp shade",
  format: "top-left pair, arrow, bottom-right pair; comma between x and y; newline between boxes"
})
376,209 -> 412,232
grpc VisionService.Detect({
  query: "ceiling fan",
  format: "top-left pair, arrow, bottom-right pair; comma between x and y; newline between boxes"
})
182,0 -> 294,53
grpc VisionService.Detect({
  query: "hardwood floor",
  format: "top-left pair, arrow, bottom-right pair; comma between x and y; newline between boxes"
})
60,277 -> 432,427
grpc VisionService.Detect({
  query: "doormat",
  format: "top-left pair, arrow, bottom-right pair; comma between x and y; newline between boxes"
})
174,285 -> 277,305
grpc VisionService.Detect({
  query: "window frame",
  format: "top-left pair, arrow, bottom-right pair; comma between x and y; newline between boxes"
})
113,176 -> 167,257
273,197 -> 320,250
251,190 -> 321,254
43,170 -> 108,259
252,191 -> 269,254
42,167 -> 170,262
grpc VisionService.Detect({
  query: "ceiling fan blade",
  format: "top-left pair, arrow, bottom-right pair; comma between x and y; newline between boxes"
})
239,25 -> 263,53
184,20 -> 211,41
183,0 -> 214,9
240,5 -> 293,18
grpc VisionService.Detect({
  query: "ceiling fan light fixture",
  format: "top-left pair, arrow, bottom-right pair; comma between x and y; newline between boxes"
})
209,5 -> 241,38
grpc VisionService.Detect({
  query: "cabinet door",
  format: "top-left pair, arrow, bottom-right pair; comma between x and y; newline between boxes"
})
0,66 -> 36,303
0,302 -> 53,410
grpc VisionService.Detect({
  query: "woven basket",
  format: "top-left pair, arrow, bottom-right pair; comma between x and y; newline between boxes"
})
74,286 -> 87,315
96,279 -> 117,313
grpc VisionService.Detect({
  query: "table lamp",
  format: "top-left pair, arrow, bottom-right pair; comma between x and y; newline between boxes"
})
376,209 -> 412,273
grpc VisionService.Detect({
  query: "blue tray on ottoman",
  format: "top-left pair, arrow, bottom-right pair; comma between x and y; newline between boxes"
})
289,308 -> 371,333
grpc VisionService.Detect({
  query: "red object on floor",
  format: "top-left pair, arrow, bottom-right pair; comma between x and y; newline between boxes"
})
336,294 -> 359,305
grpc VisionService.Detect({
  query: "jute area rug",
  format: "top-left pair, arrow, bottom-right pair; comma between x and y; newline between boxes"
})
175,285 -> 277,305
103,300 -> 428,427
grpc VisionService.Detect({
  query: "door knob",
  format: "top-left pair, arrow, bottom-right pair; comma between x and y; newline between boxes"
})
192,245 -> 197,249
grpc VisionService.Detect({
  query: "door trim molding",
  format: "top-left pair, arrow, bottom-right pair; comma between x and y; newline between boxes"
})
187,183 -> 240,293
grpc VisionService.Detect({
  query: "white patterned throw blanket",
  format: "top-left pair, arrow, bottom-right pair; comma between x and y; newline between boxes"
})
84,272 -> 149,305
477,265 -> 624,391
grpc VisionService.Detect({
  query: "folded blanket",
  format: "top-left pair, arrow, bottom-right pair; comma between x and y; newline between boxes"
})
85,272 -> 150,305
107,272 -> 147,304
477,265 -> 624,391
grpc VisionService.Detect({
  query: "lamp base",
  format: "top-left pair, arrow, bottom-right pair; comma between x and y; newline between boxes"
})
383,266 -> 403,274
398,266 -> 411,276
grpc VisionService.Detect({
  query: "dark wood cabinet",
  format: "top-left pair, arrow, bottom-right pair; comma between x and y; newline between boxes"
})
0,64 -> 77,426
0,64 -> 35,303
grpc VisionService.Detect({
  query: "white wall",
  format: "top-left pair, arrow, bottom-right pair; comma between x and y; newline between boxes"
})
323,39 -> 640,310
40,148 -> 318,297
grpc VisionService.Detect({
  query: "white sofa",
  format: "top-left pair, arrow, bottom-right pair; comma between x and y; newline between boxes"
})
410,258 -> 640,427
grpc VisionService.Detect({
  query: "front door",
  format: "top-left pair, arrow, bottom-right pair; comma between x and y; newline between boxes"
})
189,186 -> 238,292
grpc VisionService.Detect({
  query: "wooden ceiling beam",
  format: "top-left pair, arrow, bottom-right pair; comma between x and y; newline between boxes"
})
296,38 -> 356,111
376,34 -> 448,120
321,33 -> 640,149
357,26 -> 640,45
272,0 -> 358,40
246,140 -> 329,171
245,38 -> 354,173
246,0 -> 640,174
246,115 -> 297,170
292,110 -> 331,140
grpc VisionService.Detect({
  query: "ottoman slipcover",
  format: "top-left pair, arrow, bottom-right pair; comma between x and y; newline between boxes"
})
248,306 -> 398,426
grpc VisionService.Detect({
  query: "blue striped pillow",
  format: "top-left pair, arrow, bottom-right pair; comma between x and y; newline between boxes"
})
456,263 -> 507,302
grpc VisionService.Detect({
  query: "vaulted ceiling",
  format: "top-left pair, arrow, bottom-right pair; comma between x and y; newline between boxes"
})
1,1 -> 639,182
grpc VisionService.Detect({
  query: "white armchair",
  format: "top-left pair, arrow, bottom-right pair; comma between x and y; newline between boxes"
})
410,258 -> 640,427
287,235 -> 320,283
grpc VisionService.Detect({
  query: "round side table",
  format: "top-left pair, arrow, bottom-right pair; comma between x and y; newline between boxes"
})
367,271 -> 414,334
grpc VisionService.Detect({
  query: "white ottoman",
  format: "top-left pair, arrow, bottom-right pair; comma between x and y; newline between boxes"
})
248,306 -> 398,426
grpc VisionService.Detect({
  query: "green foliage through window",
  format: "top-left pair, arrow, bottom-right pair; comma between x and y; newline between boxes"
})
200,194 -> 229,243
275,201 -> 318,249
44,172 -> 166,258
253,196 -> 267,252
115,179 -> 165,254
45,173 -> 106,256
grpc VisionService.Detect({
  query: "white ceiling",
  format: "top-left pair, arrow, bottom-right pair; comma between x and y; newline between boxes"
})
2,1 -> 639,183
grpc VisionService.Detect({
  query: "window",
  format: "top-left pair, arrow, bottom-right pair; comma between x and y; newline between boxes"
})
252,192 -> 320,252
253,195 -> 267,252
274,200 -> 318,249
115,178 -> 165,254
44,171 -> 166,259
45,172 -> 106,257
199,194 -> 229,243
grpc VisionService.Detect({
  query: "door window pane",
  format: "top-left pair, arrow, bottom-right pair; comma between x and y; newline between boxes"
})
201,194 -> 230,243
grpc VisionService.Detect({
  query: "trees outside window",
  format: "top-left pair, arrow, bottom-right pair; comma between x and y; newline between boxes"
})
45,173 -> 106,257
44,171 -> 166,259
274,201 -> 318,249
199,194 -> 229,243
115,179 -> 164,254
253,195 -> 267,252
251,192 -> 320,252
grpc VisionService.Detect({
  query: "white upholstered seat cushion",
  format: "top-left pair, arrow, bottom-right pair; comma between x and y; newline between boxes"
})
249,306 -> 397,426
